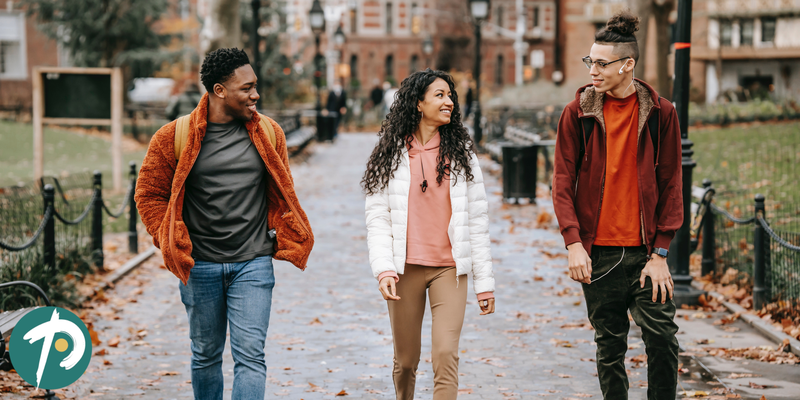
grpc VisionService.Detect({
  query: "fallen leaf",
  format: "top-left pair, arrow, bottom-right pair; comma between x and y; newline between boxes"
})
155,371 -> 179,376
108,336 -> 120,347
335,389 -> 349,396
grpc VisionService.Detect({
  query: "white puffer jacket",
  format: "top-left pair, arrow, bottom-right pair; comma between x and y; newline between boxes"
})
365,150 -> 495,294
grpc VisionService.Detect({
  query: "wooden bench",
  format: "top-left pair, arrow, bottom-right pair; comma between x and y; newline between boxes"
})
274,112 -> 316,157
0,281 -> 52,370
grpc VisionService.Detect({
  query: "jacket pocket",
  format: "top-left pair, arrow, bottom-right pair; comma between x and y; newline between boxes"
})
276,210 -> 309,248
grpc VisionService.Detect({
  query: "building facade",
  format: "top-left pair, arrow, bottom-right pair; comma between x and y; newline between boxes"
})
280,0 -> 558,97
691,0 -> 800,102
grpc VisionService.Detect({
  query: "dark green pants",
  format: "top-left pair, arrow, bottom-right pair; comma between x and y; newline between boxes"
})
582,246 -> 679,400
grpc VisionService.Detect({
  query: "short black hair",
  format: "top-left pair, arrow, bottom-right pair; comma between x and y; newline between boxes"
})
200,48 -> 251,93
595,11 -> 640,63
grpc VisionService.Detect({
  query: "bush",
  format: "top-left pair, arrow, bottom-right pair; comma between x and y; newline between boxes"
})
689,99 -> 800,126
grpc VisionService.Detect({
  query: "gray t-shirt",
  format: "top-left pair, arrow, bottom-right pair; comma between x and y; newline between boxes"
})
182,120 -> 273,262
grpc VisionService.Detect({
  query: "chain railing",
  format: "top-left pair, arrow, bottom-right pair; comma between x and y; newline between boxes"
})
691,182 -> 800,310
0,163 -> 140,272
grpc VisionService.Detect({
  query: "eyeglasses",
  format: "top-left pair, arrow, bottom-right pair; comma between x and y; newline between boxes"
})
582,56 -> 630,72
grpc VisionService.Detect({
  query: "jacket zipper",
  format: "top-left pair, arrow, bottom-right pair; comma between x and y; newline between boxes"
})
638,106 -> 657,248
592,116 -> 606,241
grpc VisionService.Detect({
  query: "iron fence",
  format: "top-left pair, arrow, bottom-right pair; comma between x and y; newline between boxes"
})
0,163 -> 139,310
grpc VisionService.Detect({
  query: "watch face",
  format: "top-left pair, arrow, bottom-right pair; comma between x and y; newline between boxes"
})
656,248 -> 668,257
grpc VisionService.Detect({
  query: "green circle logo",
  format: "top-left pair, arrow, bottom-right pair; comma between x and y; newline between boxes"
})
9,307 -> 92,390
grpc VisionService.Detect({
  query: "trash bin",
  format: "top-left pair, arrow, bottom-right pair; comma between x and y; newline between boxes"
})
316,114 -> 336,142
502,144 -> 539,203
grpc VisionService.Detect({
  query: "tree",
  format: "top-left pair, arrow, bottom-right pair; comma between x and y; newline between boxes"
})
21,0 -> 169,70
632,0 -> 676,99
199,0 -> 242,55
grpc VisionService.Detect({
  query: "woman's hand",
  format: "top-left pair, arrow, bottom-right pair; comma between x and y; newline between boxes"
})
379,276 -> 401,301
478,298 -> 495,315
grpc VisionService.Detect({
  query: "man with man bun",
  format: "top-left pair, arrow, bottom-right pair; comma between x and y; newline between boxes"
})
552,11 -> 683,399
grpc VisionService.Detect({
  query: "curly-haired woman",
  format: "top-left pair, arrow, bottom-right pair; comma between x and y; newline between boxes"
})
362,69 -> 496,400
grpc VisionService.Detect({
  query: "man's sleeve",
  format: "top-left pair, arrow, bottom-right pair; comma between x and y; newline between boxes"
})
652,102 -> 684,249
552,104 -> 582,248
134,124 -> 177,249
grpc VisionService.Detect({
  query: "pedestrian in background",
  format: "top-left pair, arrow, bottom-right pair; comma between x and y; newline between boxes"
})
552,11 -> 683,400
135,48 -> 314,400
362,69 -> 496,400
326,78 -> 348,133
165,81 -> 203,121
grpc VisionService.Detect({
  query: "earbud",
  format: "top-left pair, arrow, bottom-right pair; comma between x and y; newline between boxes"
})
619,66 -> 625,74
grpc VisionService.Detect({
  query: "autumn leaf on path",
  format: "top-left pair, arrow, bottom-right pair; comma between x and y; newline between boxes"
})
155,371 -> 180,376
309,317 -> 323,325
457,388 -> 473,394
335,389 -> 349,396
107,335 -> 120,347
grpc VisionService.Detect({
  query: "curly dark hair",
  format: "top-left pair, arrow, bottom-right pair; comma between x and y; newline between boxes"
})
595,11 -> 640,62
361,69 -> 474,196
200,48 -> 251,93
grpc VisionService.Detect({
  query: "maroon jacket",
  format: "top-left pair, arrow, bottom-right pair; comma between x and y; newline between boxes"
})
552,79 -> 683,255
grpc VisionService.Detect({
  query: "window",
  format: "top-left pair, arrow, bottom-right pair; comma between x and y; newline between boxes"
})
385,54 -> 394,78
532,6 -> 539,28
496,6 -> 503,30
761,17 -> 776,43
350,6 -> 357,34
386,2 -> 393,34
0,12 -> 27,79
350,54 -> 358,82
411,3 -> 418,34
495,54 -> 504,85
410,54 -> 419,72
740,18 -> 754,46
720,19 -> 733,46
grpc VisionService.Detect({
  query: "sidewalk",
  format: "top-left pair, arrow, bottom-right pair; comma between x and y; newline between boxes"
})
17,133 -> 795,399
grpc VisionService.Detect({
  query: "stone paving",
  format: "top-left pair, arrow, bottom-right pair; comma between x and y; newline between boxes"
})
44,133 -> 795,399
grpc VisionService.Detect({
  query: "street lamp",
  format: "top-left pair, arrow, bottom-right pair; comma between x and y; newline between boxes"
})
469,0 -> 489,147
422,35 -> 434,68
669,0 -> 705,306
334,25 -> 346,48
309,0 -> 325,140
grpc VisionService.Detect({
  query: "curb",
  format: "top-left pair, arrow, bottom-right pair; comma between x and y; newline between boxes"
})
691,281 -> 800,357
79,245 -> 157,305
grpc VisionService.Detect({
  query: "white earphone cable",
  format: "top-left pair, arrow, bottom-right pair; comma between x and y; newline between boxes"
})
590,247 -> 625,283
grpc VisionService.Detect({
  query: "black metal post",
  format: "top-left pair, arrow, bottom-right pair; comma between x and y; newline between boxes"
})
701,179 -> 716,277
252,0 -> 262,110
667,0 -> 704,306
473,21 -> 483,147
753,193 -> 767,310
128,162 -> 138,254
92,171 -> 104,269
42,185 -> 56,274
314,34 -> 324,141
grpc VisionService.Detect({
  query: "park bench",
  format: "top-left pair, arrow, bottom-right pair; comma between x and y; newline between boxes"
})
269,111 -> 316,156
0,281 -> 52,369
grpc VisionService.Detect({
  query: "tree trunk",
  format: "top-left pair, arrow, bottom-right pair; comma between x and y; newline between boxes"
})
653,0 -> 675,98
631,0 -> 652,79
200,0 -> 243,56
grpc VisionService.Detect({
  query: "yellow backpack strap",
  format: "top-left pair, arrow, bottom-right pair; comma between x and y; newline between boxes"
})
258,114 -> 277,149
174,115 -> 191,161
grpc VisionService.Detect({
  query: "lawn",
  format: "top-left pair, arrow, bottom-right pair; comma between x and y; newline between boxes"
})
690,121 -> 800,208
0,120 -> 148,188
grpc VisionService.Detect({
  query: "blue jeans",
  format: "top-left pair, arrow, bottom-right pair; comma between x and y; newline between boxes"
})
179,255 -> 275,400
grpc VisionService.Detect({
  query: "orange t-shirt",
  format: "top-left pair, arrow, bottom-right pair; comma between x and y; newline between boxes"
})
594,92 -> 643,247
406,132 -> 456,267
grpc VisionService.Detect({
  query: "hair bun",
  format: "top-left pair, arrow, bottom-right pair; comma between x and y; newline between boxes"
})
606,11 -> 640,37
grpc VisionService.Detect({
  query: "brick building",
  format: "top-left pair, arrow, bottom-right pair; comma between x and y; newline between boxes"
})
0,4 -> 62,114
690,0 -> 800,102
281,0 -> 558,97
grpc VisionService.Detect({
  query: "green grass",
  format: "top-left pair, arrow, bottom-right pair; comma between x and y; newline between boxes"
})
690,122 -> 800,207
0,120 -> 147,188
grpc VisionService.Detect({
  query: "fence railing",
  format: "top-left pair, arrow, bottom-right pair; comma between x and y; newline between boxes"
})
691,181 -> 800,310
0,163 -> 139,306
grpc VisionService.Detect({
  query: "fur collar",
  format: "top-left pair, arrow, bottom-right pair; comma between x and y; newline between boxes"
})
578,79 -> 658,136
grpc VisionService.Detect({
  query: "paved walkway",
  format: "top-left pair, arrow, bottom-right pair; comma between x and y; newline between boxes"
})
53,133 -> 796,399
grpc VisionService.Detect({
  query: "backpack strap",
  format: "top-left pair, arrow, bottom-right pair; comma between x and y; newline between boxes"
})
258,114 -> 277,149
576,117 -> 594,174
174,115 -> 191,161
175,114 -> 277,162
648,96 -> 661,165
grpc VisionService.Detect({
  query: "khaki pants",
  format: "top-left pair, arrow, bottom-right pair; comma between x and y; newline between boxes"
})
387,264 -> 467,400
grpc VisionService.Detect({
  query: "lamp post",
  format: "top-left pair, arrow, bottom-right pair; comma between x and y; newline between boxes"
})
669,0 -> 704,306
309,0 -> 325,139
334,24 -> 346,82
469,0 -> 489,147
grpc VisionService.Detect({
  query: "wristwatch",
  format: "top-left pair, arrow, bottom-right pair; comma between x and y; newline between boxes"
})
652,247 -> 669,258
